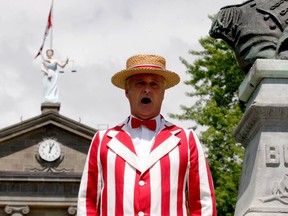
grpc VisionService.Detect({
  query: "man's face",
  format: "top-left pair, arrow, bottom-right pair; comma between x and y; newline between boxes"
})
125,74 -> 166,120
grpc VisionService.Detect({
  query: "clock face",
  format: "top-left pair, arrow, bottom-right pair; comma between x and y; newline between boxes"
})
38,139 -> 61,162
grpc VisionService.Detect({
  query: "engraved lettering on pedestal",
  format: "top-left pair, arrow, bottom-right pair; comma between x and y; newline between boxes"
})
266,145 -> 280,167
4,205 -> 30,216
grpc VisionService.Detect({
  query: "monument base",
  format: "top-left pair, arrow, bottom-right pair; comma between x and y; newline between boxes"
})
41,102 -> 60,114
234,59 -> 288,216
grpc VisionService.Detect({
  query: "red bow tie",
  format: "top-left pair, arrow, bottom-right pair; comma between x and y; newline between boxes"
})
131,118 -> 157,131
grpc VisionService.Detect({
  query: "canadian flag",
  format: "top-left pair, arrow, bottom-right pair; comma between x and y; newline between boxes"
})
34,2 -> 53,59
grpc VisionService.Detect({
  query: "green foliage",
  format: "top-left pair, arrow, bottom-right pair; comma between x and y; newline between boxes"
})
170,36 -> 245,215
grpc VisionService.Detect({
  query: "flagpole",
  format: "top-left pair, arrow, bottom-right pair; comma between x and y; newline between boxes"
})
50,0 -> 54,50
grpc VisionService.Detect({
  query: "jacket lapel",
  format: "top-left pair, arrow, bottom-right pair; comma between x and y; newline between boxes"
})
141,122 -> 182,174
106,124 -> 142,172
256,0 -> 285,30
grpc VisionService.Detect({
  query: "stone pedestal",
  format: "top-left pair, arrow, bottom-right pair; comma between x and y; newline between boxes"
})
234,59 -> 288,216
41,102 -> 60,113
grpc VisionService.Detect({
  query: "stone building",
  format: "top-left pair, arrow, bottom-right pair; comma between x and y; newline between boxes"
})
0,103 -> 97,216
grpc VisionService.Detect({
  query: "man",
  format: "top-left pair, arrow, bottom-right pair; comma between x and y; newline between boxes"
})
77,54 -> 216,215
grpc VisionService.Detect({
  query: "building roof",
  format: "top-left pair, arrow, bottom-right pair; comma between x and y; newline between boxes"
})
0,103 -> 97,143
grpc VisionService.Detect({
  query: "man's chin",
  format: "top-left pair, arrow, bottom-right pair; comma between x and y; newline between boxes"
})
136,112 -> 159,120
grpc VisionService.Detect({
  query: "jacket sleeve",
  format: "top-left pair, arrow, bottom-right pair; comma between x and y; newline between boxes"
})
187,130 -> 217,216
77,132 -> 102,216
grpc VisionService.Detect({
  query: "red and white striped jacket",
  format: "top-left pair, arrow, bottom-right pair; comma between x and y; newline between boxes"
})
77,117 -> 216,216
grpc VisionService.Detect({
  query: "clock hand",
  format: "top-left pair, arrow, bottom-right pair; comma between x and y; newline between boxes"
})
49,143 -> 55,153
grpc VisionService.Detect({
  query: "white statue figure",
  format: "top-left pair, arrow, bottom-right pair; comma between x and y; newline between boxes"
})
40,49 -> 69,103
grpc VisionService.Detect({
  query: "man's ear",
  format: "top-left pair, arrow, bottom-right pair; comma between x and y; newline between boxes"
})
125,89 -> 129,98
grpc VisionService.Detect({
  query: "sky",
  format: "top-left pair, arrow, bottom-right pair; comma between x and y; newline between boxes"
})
0,0 -> 242,132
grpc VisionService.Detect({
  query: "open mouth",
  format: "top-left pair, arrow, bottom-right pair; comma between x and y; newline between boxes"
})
141,97 -> 151,104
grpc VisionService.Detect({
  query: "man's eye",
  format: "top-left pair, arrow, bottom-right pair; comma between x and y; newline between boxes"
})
136,81 -> 145,86
151,82 -> 159,88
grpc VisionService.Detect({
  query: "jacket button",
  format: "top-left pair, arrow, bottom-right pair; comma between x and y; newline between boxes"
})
263,14 -> 269,21
269,23 -> 277,30
138,212 -> 144,216
139,180 -> 145,186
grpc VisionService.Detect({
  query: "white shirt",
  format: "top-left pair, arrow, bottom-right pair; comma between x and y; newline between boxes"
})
127,115 -> 161,170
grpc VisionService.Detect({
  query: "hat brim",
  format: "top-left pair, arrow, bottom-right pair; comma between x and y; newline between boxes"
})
111,68 -> 180,89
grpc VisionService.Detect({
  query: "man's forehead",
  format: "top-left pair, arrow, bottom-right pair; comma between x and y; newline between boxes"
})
129,73 -> 165,81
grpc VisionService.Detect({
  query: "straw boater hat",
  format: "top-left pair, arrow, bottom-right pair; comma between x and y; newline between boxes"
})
111,54 -> 180,89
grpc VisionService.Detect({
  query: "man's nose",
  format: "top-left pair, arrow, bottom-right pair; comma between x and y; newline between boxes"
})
143,86 -> 151,94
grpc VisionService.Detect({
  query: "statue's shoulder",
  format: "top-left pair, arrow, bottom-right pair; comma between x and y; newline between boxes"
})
220,0 -> 255,10
212,0 -> 256,28
209,0 -> 255,46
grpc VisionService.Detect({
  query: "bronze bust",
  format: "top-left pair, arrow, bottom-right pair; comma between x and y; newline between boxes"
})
210,0 -> 288,74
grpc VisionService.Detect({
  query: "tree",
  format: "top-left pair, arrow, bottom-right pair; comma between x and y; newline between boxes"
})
170,36 -> 245,215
